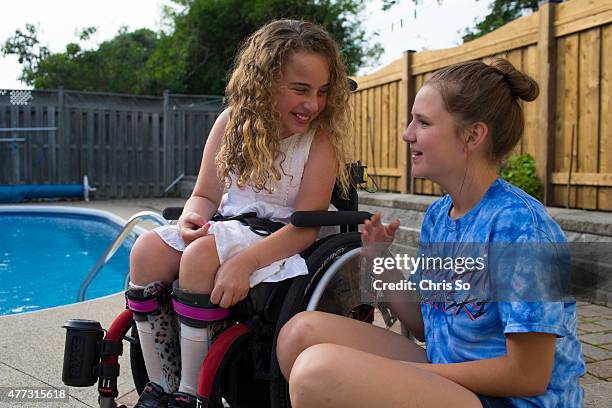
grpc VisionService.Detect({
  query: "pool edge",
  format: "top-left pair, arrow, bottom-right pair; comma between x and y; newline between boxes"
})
1,205 -> 149,316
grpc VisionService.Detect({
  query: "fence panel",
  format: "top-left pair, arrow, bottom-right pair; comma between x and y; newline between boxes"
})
0,89 -> 223,199
351,57 -> 406,192
351,0 -> 612,210
577,27 -> 600,209
599,24 -> 612,209
551,5 -> 612,210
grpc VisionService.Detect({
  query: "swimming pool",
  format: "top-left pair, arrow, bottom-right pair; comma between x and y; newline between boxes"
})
0,206 -> 142,316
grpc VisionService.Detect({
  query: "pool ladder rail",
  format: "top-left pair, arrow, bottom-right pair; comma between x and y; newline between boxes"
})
77,211 -> 170,302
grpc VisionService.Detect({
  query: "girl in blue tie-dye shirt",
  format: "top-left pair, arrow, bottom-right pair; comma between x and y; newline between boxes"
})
276,58 -> 585,408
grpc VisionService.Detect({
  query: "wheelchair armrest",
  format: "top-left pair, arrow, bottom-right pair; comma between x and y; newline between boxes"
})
291,211 -> 372,227
162,207 -> 184,220
162,207 -> 373,227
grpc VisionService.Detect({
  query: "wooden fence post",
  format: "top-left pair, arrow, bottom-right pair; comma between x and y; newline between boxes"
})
55,87 -> 63,183
400,50 -> 416,194
537,0 -> 560,205
163,90 -> 171,188
10,105 -> 19,183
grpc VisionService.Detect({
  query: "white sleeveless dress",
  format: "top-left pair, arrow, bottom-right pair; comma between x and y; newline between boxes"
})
154,127 -> 337,287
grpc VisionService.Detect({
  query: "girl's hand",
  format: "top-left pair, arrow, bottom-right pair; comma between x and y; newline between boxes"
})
178,212 -> 210,245
361,212 -> 400,258
210,255 -> 254,309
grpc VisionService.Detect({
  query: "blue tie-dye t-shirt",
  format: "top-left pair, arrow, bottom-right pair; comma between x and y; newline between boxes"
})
418,179 -> 585,408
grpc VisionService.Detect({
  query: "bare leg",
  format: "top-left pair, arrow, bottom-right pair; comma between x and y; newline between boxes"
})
178,235 -> 220,293
175,235 -> 222,397
290,344 -> 482,408
128,230 -> 183,393
130,230 -> 182,285
277,311 -> 428,379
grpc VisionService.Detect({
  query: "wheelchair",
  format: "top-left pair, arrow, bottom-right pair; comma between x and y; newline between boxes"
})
61,162 -> 399,408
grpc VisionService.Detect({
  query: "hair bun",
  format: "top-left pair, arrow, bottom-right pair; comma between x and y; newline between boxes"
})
490,58 -> 539,102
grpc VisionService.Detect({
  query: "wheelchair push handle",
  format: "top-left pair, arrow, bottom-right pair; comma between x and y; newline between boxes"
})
162,207 -> 184,220
291,211 -> 372,227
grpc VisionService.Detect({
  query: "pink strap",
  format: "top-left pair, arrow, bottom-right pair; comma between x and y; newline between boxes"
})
127,297 -> 158,313
172,299 -> 230,321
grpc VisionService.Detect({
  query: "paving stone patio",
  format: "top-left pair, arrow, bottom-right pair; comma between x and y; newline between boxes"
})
578,301 -> 612,385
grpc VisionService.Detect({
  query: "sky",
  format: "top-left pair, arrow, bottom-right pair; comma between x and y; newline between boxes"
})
0,0 -> 493,89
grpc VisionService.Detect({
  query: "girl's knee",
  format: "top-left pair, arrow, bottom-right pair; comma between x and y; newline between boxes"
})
279,311 -> 317,347
180,236 -> 216,272
130,231 -> 176,284
178,235 -> 219,291
289,344 -> 338,406
277,311 -> 319,378
131,231 -> 162,260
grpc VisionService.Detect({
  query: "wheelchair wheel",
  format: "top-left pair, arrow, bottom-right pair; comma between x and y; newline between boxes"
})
304,246 -> 398,329
269,232 -> 398,408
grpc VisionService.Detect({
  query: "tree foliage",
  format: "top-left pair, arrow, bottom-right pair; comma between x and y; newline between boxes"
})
154,0 -> 382,94
381,0 -> 539,43
2,0 -> 382,95
1,24 -> 51,85
2,25 -> 162,94
462,0 -> 538,42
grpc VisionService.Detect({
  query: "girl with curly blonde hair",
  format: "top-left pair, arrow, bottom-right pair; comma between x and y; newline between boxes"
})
126,19 -> 354,408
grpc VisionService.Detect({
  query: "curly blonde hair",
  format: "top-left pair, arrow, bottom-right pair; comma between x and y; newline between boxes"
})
217,19 -> 352,197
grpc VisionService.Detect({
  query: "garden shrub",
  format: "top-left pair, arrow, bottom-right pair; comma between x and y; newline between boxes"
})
499,153 -> 543,200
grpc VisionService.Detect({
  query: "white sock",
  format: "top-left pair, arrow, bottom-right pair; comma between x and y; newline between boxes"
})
130,282 -> 181,394
178,323 -> 210,396
134,319 -> 167,391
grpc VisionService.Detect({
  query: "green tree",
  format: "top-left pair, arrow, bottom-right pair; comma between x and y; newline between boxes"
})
462,0 -> 538,42
381,0 -> 540,43
160,0 -> 382,95
2,0 -> 382,95
2,25 -> 161,94
1,24 -> 51,85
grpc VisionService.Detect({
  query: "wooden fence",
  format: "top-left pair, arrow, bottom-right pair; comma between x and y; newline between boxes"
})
351,0 -> 612,211
0,89 -> 223,199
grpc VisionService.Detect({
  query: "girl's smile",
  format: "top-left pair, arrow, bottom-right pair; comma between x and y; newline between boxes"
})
292,112 -> 312,124
276,51 -> 330,138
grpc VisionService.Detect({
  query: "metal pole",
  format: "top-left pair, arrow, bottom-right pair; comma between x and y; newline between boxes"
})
0,127 -> 58,132
77,210 -> 168,301
162,172 -> 185,196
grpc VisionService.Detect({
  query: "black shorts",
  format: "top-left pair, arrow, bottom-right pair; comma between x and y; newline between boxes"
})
477,395 -> 515,408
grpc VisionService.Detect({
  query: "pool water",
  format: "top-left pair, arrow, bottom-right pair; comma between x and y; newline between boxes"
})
0,212 -> 136,315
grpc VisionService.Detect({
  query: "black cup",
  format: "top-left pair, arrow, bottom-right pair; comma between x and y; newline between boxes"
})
62,319 -> 104,387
